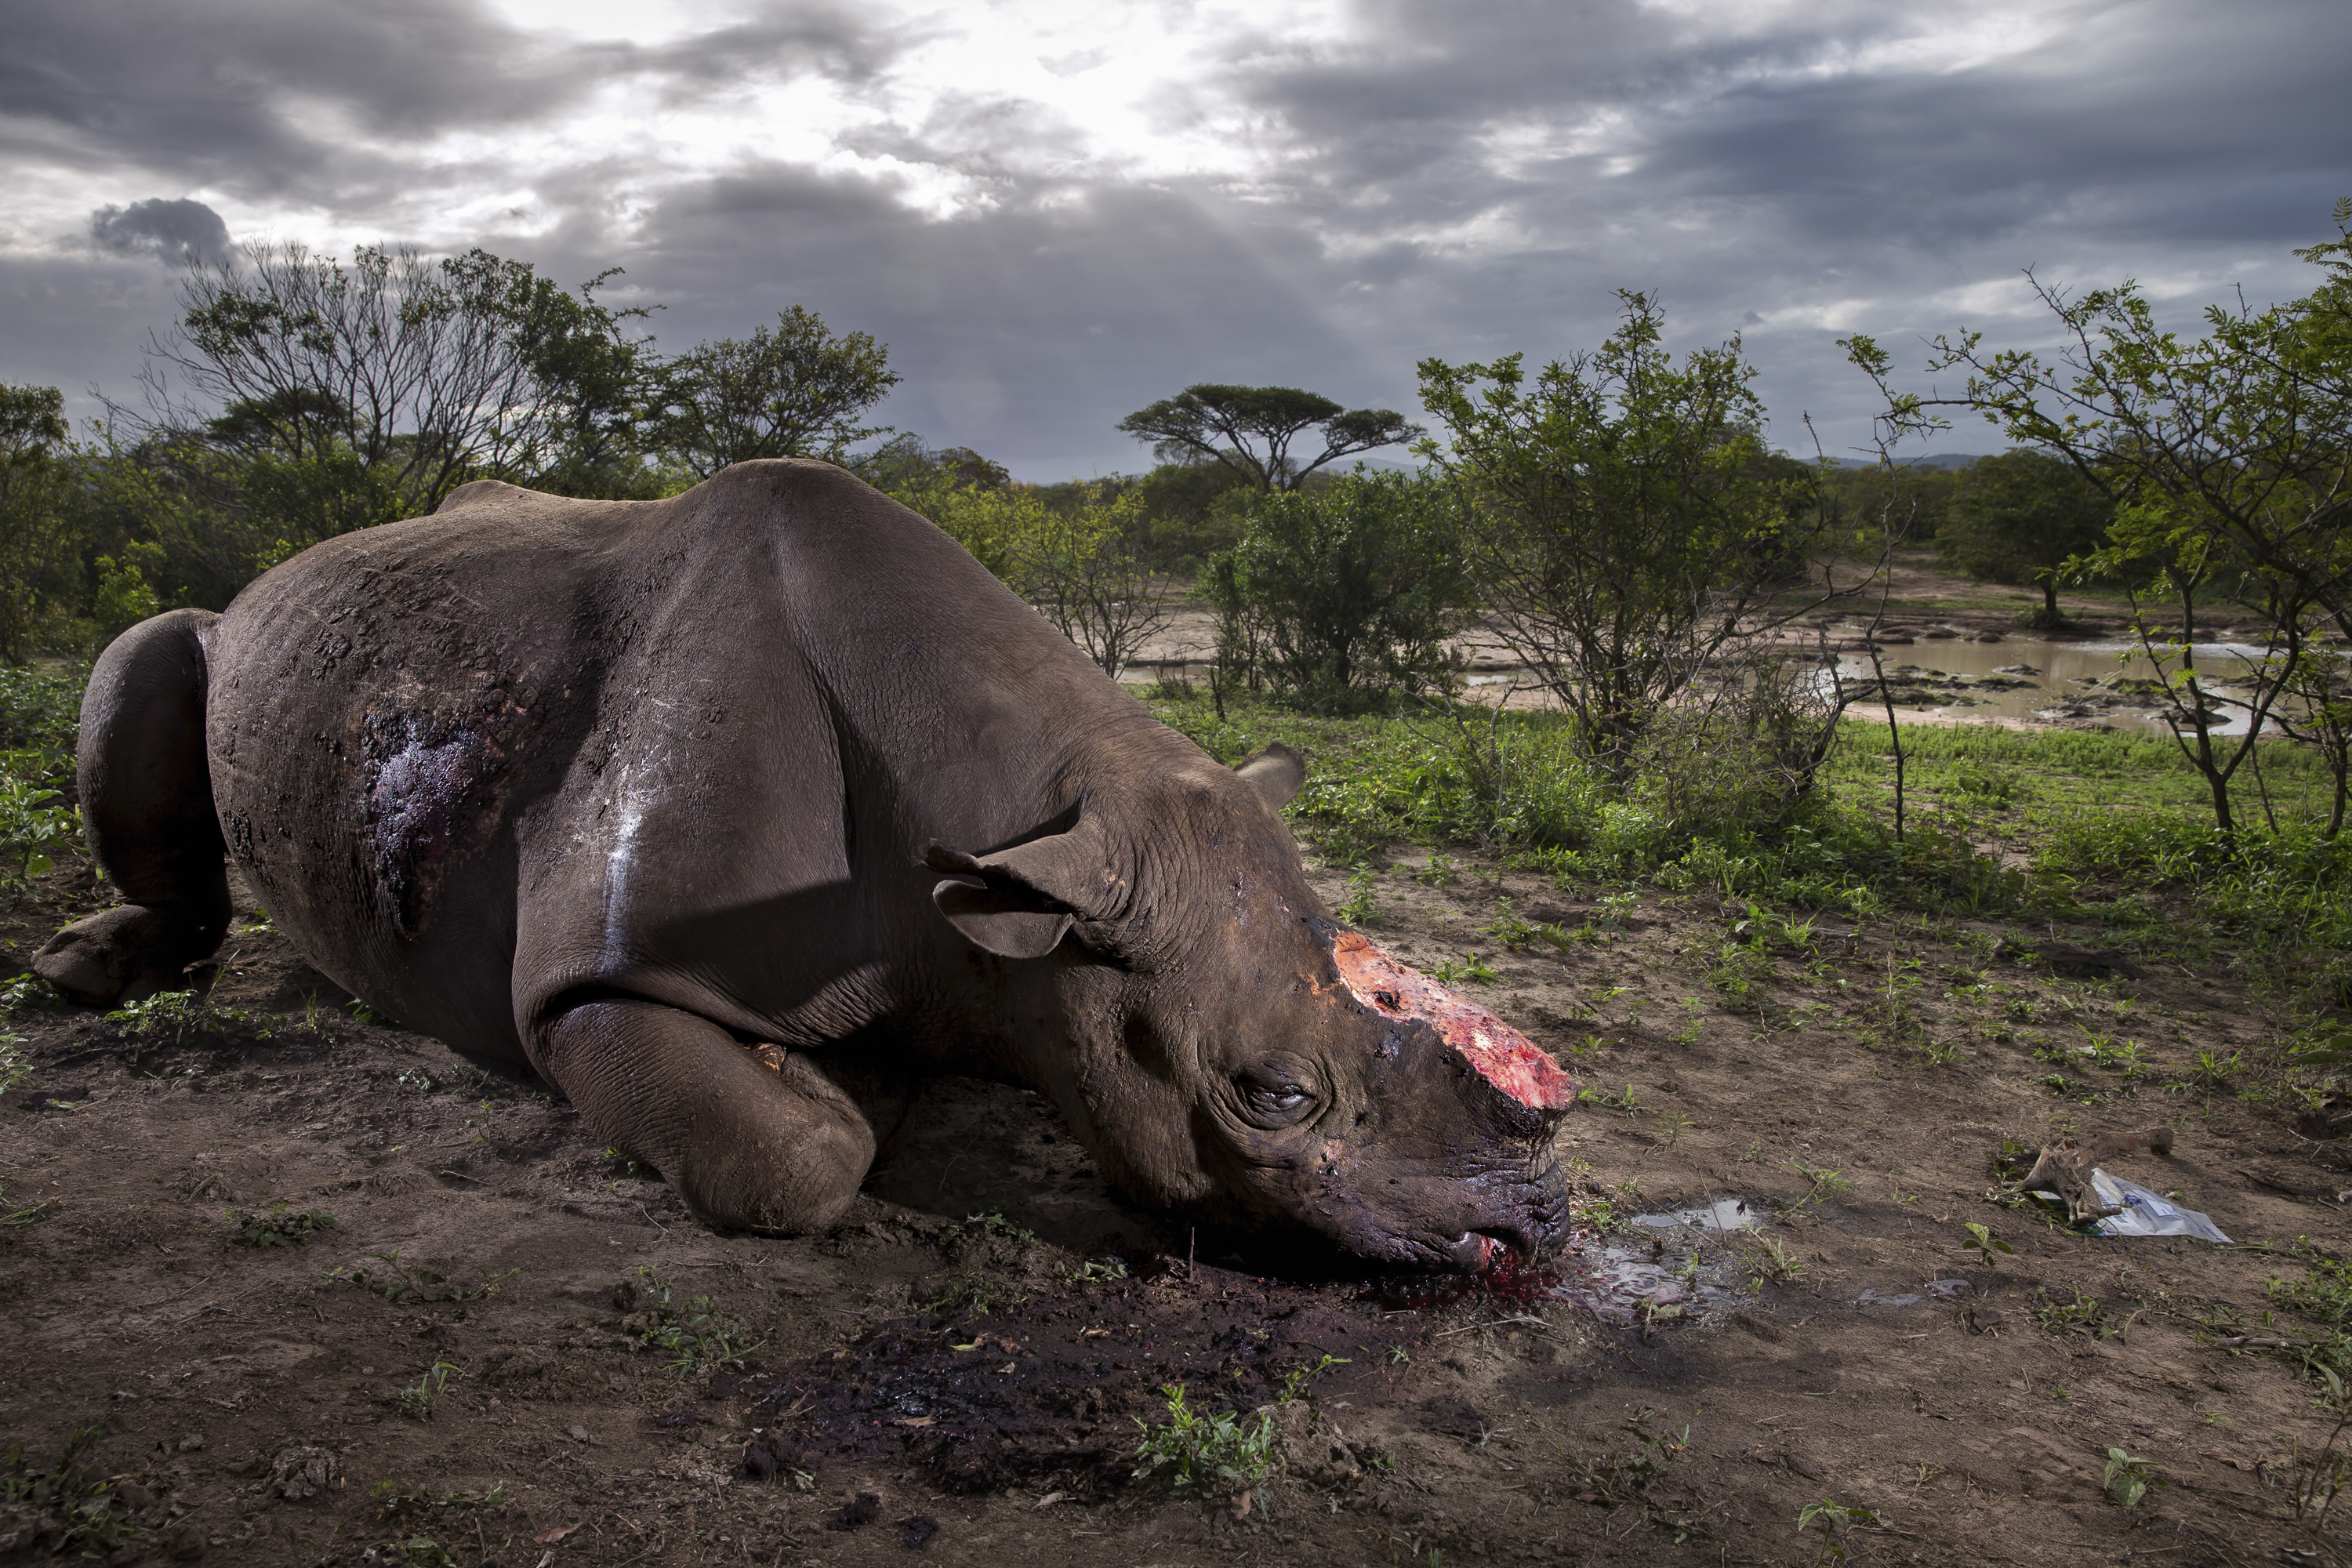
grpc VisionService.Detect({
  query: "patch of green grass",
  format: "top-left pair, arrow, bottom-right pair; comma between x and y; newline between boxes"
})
1275,1352 -> 1350,1405
228,1203 -> 336,1247
1131,1383 -> 1279,1494
922,1272 -> 1021,1319
389,1362 -> 461,1420
1427,953 -> 1500,985
2034,1286 -> 2133,1341
317,1249 -> 517,1305
624,1266 -> 763,1374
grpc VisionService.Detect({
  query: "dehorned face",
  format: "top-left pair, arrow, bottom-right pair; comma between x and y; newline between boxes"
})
1157,909 -> 1577,1270
925,746 -> 1577,1272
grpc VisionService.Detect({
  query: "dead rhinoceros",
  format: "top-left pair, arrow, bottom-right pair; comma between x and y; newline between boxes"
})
36,460 -> 1573,1269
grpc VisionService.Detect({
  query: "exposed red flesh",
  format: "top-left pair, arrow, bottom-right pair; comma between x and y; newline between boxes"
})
1329,929 -> 1576,1111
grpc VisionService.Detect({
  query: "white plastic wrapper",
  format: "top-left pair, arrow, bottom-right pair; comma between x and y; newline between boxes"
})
2032,1168 -> 2232,1243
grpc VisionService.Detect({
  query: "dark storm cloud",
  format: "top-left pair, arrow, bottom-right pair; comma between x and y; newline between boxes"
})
6,0 -> 2350,471
0,0 -> 901,203
613,162 -> 1380,471
89,198 -> 234,267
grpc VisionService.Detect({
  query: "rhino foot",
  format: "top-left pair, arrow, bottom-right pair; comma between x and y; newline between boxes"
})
31,905 -> 220,1008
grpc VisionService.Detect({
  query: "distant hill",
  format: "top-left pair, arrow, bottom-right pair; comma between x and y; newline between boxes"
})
1831,452 -> 1987,470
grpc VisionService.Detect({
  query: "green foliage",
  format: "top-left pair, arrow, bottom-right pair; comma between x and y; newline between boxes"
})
1418,290 -> 1834,788
1203,470 -> 1473,702
0,769 -> 76,892
648,304 -> 898,477
1428,953 -> 1499,985
2103,1447 -> 2164,1509
1796,1497 -> 1878,1566
228,1203 -> 336,1247
1056,1256 -> 1130,1284
893,477 -> 1171,677
390,1362 -> 461,1420
318,1249 -> 517,1305
1780,1163 -> 1856,1210
1131,1383 -> 1279,1493
0,385 -> 78,665
0,662 -> 85,757
107,991 -> 258,1044
1852,203 -> 2352,840
1,1422 -> 132,1557
1334,869 -> 1380,925
1959,1221 -> 2015,1268
1276,1353 -> 1351,1405
923,1272 -> 1020,1318
1939,450 -> 2112,623
154,242 -> 659,543
624,1266 -> 763,1374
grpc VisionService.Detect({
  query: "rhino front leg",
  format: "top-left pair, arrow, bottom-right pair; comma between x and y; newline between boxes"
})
535,997 -> 878,1234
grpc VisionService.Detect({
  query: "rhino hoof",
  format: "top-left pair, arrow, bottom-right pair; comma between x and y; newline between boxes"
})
31,906 -> 209,1008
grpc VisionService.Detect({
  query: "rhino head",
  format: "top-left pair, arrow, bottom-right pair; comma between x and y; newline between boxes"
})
926,743 -> 1576,1272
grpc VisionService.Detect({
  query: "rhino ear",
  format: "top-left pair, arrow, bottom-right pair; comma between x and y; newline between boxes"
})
1234,742 -> 1305,811
922,818 -> 1127,960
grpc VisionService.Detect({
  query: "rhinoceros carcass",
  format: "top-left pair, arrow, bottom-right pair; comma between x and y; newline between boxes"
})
34,459 -> 1574,1269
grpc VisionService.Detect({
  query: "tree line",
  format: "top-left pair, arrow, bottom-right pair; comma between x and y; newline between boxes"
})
4,207 -> 2347,844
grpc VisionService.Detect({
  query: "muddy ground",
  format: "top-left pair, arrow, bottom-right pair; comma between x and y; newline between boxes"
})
3,833 -> 2350,1568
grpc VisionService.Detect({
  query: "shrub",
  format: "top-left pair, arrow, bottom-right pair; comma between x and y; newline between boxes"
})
1203,470 -> 1472,706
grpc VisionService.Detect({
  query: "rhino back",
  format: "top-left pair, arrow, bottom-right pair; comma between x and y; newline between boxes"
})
204,461 -> 1194,1065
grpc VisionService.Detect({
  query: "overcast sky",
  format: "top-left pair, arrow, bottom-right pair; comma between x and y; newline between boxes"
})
3,0 -> 2347,479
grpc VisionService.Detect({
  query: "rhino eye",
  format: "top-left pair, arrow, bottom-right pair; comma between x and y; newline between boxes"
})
1240,1080 -> 1316,1126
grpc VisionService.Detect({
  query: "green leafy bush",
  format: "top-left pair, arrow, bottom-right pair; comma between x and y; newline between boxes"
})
1203,470 -> 1472,706
1131,1383 -> 1278,1493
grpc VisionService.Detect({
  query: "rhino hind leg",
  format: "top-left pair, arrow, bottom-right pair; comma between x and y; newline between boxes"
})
33,609 -> 230,1007
535,997 -> 880,1234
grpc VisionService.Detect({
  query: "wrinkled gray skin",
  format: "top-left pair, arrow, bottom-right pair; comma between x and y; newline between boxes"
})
35,462 -> 1571,1268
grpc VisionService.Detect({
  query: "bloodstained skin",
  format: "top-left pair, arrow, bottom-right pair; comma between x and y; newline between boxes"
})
1327,929 -> 1576,1112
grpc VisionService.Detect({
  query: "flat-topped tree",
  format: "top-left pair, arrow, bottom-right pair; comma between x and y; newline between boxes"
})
1116,384 -> 1421,492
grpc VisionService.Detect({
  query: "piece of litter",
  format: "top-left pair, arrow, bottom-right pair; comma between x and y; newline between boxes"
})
1924,1279 -> 1971,1299
2031,1170 -> 2230,1243
1630,1196 -> 1764,1232
1856,1290 -> 1923,1308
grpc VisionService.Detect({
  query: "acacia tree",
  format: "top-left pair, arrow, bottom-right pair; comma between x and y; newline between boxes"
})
1116,384 -> 1419,492
1417,291 -> 1832,789
647,306 -> 898,477
1849,201 -> 2352,837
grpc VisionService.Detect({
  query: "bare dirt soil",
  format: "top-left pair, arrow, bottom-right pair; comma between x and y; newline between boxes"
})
4,834 -> 2350,1568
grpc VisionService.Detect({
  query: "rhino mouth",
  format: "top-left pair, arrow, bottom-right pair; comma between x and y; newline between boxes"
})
1450,1231 -> 1518,1272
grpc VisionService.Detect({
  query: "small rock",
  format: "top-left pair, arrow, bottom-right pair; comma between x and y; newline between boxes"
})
899,1514 -> 939,1548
